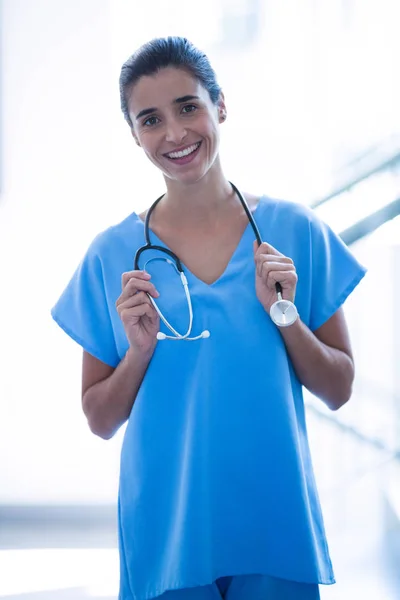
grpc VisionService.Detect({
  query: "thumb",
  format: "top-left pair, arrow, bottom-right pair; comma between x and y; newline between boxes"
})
257,241 -> 282,256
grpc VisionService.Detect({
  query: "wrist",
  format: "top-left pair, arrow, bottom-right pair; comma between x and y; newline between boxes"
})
125,344 -> 155,366
277,314 -> 303,339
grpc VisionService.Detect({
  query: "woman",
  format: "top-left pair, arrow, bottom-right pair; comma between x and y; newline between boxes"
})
51,37 -> 366,600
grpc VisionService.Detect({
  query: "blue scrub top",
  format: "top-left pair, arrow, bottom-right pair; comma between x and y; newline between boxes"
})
51,196 -> 367,600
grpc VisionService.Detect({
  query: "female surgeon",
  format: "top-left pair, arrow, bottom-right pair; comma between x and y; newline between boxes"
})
51,37 -> 366,600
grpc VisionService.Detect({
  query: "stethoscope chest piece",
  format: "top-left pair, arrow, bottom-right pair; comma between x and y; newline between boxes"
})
269,287 -> 298,328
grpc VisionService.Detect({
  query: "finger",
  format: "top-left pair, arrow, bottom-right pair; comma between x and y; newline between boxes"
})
119,303 -> 156,322
127,277 -> 159,296
117,291 -> 152,311
260,261 -> 296,281
116,286 -> 155,311
255,254 -> 293,276
256,254 -> 293,265
257,258 -> 294,278
253,240 -> 282,258
262,267 -> 298,290
123,277 -> 159,297
122,270 -> 151,288
116,282 -> 159,309
117,291 -> 155,313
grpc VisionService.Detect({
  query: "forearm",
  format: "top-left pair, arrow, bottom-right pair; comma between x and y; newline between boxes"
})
83,346 -> 155,439
279,318 -> 354,410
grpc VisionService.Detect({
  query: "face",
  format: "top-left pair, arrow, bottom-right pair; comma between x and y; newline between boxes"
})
127,67 -> 226,185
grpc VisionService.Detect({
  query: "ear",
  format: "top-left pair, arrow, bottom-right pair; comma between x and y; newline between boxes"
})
131,128 -> 141,147
217,91 -> 227,124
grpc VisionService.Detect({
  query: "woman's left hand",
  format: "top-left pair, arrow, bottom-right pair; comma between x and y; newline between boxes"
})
253,240 -> 298,315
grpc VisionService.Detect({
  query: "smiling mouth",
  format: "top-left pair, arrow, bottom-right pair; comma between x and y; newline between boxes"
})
164,142 -> 201,160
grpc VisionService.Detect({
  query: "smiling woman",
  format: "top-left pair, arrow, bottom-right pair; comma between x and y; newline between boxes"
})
125,66 -> 226,184
51,36 -> 366,600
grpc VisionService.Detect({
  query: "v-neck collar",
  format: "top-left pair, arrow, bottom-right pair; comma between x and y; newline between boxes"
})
134,200 -> 263,288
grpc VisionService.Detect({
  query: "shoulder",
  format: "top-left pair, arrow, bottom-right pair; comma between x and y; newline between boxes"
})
85,211 -> 144,260
255,195 -> 341,265
257,195 -> 323,237
258,195 -> 316,222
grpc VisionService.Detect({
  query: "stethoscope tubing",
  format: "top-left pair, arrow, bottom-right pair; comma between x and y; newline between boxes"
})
133,182 -> 293,338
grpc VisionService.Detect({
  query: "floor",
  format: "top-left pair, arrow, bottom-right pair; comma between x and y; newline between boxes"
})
0,410 -> 399,600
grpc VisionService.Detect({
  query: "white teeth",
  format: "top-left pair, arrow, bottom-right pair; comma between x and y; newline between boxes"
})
166,143 -> 200,159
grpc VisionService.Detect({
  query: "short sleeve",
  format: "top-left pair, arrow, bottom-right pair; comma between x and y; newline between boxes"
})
51,236 -> 120,367
308,214 -> 367,331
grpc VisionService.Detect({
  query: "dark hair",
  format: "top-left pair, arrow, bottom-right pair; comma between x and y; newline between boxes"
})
119,36 -> 222,127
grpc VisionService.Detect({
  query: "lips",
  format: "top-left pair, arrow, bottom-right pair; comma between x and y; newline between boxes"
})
164,142 -> 201,160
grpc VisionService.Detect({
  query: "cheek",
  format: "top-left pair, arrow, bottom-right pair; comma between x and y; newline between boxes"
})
137,134 -> 158,158
198,119 -> 220,152
207,123 -> 221,153
195,111 -> 218,135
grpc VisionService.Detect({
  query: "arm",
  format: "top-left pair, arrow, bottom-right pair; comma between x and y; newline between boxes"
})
253,240 -> 356,410
279,307 -> 354,410
81,269 -> 161,440
82,346 -> 154,440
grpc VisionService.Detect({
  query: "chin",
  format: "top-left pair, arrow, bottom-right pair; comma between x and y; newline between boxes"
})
164,167 -> 208,186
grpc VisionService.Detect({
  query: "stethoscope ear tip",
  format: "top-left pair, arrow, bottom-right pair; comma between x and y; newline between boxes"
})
201,330 -> 210,338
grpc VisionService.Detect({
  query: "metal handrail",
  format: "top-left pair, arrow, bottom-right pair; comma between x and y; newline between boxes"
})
339,196 -> 400,245
311,144 -> 400,209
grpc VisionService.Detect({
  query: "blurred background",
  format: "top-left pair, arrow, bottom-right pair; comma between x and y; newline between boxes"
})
0,0 -> 399,598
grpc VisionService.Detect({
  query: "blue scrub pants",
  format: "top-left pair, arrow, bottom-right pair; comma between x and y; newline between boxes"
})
159,574 -> 320,599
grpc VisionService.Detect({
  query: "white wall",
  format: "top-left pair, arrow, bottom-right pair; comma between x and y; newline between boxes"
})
0,0 -> 126,504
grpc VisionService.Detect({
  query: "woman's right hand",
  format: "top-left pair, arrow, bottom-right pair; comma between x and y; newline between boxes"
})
116,270 -> 160,355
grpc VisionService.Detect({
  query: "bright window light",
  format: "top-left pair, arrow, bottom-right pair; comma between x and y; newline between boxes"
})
315,169 -> 400,234
0,549 -> 118,597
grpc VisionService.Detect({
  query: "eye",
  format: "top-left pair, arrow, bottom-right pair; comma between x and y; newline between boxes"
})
181,104 -> 197,114
143,115 -> 160,127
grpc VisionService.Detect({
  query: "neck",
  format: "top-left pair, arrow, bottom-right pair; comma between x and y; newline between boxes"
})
160,161 -> 236,225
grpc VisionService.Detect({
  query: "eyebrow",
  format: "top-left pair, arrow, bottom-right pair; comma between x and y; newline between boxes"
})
135,95 -> 200,120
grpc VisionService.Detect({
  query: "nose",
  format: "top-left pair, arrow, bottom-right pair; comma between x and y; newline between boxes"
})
165,118 -> 187,145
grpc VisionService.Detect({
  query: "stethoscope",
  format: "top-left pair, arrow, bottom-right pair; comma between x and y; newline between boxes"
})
134,182 -> 298,340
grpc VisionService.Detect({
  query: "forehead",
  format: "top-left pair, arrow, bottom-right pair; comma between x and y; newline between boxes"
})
128,67 -> 209,115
